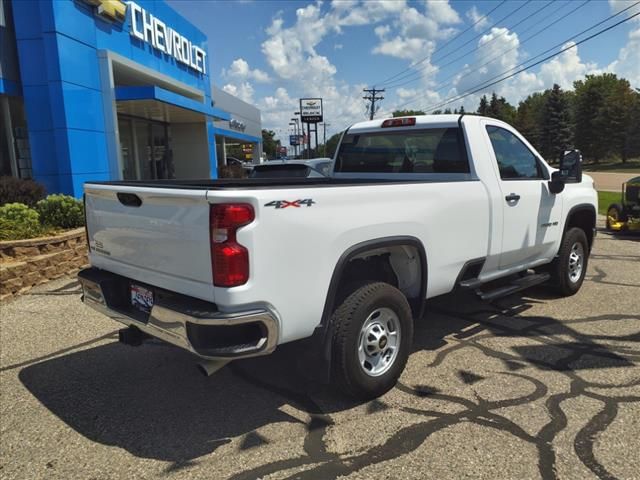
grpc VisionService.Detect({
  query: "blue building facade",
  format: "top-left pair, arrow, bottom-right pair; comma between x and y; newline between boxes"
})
0,0 -> 260,196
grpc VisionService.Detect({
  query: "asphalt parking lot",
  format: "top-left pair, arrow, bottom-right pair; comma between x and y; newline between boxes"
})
1,225 -> 638,480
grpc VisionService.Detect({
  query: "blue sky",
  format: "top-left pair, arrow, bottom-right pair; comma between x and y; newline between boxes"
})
168,0 -> 640,143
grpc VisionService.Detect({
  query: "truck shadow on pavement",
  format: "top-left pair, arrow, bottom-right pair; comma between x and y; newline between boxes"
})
18,284 -> 640,478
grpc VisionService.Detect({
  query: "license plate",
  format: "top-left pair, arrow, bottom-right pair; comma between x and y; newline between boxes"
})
131,284 -> 154,313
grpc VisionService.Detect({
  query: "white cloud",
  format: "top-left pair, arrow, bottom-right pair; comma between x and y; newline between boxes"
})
425,0 -> 461,24
607,26 -> 640,87
334,43 -> 343,50
222,82 -> 255,103
396,87 -> 418,99
224,58 -> 271,83
373,36 -> 432,60
466,5 -> 489,31
538,42 -> 600,90
608,0 -> 640,20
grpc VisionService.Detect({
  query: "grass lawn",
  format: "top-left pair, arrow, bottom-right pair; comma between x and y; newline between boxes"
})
583,159 -> 640,173
598,191 -> 620,215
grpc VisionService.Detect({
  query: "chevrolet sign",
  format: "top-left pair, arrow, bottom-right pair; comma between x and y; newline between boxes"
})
80,0 -> 207,75
300,98 -> 323,123
81,0 -> 126,22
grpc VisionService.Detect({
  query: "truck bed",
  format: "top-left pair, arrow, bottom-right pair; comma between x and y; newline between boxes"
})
84,176 -> 466,190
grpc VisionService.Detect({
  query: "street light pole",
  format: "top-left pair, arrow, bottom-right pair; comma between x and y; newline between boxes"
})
289,121 -> 298,158
321,122 -> 331,157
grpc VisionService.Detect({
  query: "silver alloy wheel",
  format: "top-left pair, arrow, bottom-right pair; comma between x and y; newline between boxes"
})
568,241 -> 584,283
357,307 -> 401,377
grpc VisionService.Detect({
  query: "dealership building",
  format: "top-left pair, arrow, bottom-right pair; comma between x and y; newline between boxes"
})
0,0 -> 262,196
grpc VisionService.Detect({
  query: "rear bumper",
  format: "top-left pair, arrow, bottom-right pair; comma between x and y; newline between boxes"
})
78,268 -> 278,360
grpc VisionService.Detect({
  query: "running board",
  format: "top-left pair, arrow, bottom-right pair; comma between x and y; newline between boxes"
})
475,273 -> 550,301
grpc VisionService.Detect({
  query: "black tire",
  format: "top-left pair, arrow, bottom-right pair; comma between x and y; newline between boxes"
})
331,282 -> 413,399
550,227 -> 589,296
606,203 -> 627,230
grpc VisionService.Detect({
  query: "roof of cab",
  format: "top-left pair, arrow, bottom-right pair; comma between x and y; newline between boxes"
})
347,114 -> 474,133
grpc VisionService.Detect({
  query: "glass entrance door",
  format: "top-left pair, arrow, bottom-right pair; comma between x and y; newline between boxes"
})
118,116 -> 173,181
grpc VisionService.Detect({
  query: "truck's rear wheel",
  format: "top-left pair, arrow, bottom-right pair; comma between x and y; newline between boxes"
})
550,227 -> 589,296
331,282 -> 413,399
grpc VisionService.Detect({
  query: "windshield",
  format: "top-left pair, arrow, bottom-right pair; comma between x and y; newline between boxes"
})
334,127 -> 469,174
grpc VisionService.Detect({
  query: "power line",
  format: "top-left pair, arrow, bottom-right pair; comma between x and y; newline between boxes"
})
375,0 -> 507,87
421,7 -> 640,113
393,0 -> 589,110
363,88 -> 385,120
378,0 -> 533,89
384,0 -> 560,91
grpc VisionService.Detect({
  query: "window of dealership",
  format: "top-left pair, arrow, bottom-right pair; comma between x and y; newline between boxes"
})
0,0 -> 262,196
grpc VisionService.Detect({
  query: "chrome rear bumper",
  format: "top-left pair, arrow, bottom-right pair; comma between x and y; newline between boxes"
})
78,268 -> 278,360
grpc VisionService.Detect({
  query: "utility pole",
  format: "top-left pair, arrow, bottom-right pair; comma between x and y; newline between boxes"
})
363,88 -> 385,120
321,122 -> 331,157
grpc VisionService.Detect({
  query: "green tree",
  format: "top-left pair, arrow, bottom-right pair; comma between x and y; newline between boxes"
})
624,89 -> 640,161
261,129 -> 279,159
477,95 -> 489,115
392,109 -> 426,117
487,92 -> 516,123
316,132 -> 343,158
573,73 -> 634,162
540,84 -> 573,163
514,91 -> 548,152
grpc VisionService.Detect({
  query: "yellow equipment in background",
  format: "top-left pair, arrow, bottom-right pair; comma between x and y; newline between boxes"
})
606,176 -> 640,232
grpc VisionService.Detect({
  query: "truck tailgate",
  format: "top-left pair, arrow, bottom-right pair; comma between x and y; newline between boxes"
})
84,184 -> 214,299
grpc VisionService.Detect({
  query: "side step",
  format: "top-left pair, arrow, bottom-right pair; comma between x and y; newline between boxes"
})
475,273 -> 550,301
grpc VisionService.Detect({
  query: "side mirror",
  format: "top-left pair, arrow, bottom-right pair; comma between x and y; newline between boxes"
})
559,149 -> 582,183
549,171 -> 565,194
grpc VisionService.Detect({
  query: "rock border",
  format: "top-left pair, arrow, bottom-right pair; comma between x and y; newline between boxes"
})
0,227 -> 88,301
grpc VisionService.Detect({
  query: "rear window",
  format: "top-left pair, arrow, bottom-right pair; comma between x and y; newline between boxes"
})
334,127 -> 469,174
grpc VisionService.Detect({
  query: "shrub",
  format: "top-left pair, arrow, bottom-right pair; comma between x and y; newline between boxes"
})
218,164 -> 248,179
0,203 -> 43,240
0,176 -> 46,207
36,194 -> 85,229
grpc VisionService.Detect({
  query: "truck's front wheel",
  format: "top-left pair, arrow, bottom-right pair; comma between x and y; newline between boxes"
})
550,227 -> 589,296
331,282 -> 413,399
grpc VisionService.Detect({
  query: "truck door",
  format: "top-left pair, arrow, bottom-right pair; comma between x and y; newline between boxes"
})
484,124 -> 562,269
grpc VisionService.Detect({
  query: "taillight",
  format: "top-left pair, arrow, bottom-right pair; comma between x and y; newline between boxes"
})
210,203 -> 254,287
381,117 -> 416,128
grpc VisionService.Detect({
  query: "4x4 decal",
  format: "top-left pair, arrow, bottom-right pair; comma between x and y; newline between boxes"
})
264,199 -> 315,209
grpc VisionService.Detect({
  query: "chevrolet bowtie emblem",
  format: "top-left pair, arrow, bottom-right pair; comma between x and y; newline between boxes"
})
81,0 -> 127,22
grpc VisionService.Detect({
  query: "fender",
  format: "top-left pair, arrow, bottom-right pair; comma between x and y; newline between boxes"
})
301,236 -> 428,382
561,203 -> 597,251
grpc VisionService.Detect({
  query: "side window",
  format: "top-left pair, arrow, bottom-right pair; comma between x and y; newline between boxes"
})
486,126 -> 542,180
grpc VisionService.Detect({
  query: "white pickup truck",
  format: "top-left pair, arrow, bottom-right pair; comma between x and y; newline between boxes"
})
79,114 -> 597,399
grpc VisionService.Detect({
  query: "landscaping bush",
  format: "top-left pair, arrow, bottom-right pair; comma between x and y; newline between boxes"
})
0,176 -> 46,207
36,194 -> 85,229
218,164 -> 248,179
0,203 -> 43,240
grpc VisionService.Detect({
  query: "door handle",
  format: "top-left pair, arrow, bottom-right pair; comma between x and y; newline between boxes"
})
505,193 -> 520,203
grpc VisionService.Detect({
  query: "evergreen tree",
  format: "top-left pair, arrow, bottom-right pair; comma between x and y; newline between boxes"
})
541,84 -> 572,163
443,108 -> 452,114
623,89 -> 640,161
573,73 -> 632,162
392,109 -> 426,117
477,95 -> 489,115
514,91 -> 548,152
459,105 -> 465,114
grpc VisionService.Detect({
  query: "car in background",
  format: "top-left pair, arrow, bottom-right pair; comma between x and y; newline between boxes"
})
226,156 -> 254,175
250,158 -> 334,179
